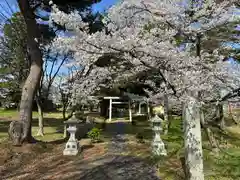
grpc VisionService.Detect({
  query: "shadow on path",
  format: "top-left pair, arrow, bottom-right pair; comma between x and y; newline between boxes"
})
75,155 -> 160,180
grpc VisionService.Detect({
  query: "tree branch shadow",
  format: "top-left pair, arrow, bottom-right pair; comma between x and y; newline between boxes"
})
64,155 -> 160,180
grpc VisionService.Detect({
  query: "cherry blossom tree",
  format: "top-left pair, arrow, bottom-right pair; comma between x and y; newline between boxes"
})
35,46 -> 71,136
49,0 -> 239,179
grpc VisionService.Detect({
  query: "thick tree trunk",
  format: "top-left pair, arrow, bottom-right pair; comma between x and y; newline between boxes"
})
36,98 -> 44,136
8,0 -> 43,145
163,94 -> 169,135
183,98 -> 204,180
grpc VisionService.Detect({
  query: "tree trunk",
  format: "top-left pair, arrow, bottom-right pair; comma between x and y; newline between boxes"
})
98,103 -> 101,113
8,0 -> 43,146
163,94 -> 169,135
63,125 -> 67,138
147,103 -> 153,121
205,127 -> 218,152
62,108 -> 66,121
62,108 -> 73,138
36,98 -> 44,136
217,104 -> 225,129
200,109 -> 218,152
183,98 -> 204,180
17,103 -> 20,111
100,100 -> 108,118
62,106 -> 67,137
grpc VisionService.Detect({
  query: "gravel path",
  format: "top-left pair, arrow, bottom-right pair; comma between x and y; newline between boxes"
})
108,134 -> 128,154
107,121 -> 129,154
79,121 -> 161,180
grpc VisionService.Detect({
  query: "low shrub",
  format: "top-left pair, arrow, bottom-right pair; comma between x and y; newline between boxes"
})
87,127 -> 102,143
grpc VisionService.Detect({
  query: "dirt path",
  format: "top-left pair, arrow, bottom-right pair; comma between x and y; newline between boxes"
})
0,122 -> 160,180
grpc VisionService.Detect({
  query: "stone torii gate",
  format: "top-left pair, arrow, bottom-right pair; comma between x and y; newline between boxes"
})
104,93 -> 149,122
104,96 -> 132,122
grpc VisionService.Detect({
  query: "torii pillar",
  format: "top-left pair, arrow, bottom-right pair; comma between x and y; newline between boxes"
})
129,100 -> 132,122
109,98 -> 112,121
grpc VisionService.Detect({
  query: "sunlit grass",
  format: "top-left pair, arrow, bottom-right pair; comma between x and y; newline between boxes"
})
225,126 -> 240,137
32,126 -> 64,142
0,109 -> 64,142
0,109 -> 38,119
0,109 -> 63,119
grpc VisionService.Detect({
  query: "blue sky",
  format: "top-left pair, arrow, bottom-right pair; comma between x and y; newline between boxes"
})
0,0 -> 118,35
0,0 -> 118,20
0,0 -> 119,75
92,0 -> 118,13
0,0 -> 18,19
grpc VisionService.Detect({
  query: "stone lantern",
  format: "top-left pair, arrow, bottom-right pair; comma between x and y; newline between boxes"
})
63,112 -> 82,156
151,114 -> 167,156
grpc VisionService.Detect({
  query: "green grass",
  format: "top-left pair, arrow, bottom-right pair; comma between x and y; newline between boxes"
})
164,119 -> 240,180
0,109 -> 38,119
32,126 -> 64,142
0,109 -> 64,119
0,109 -> 65,142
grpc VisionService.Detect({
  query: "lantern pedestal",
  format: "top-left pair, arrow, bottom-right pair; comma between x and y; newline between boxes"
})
152,132 -> 167,156
63,113 -> 82,156
151,114 -> 167,156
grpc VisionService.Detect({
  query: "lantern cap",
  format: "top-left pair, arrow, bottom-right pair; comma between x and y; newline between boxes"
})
64,112 -> 82,124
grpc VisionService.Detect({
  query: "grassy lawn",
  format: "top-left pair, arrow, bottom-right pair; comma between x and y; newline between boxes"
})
0,109 -> 37,119
0,109 -> 63,119
0,109 -> 64,142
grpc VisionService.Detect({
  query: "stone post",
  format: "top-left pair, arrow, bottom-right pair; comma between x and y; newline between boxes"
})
183,97 -> 204,180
